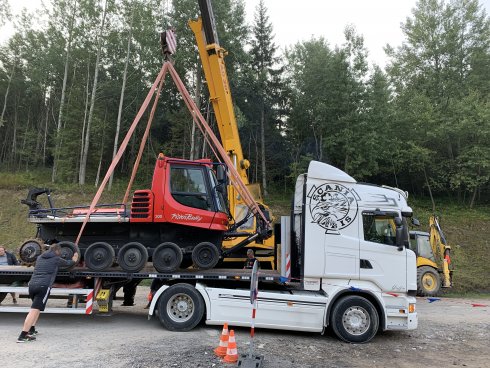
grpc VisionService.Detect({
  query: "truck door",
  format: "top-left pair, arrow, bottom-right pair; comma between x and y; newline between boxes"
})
304,178 -> 360,280
359,212 -> 408,292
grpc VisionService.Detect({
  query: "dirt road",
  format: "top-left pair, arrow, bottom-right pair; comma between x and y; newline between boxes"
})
1,288 -> 489,368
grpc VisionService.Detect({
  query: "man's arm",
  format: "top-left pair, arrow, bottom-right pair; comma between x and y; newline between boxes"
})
58,252 -> 79,268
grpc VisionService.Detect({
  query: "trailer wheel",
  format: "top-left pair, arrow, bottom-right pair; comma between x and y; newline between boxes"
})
118,242 -> 148,272
85,242 -> 115,271
330,295 -> 379,343
57,241 -> 80,270
19,239 -> 44,265
153,242 -> 183,273
158,283 -> 204,331
417,266 -> 441,296
192,242 -> 220,270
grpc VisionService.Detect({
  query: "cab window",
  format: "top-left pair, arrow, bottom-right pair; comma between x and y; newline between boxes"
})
170,167 -> 210,211
363,214 -> 396,245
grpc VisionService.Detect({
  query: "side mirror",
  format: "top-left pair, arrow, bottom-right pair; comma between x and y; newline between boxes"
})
395,217 -> 404,251
216,164 -> 227,184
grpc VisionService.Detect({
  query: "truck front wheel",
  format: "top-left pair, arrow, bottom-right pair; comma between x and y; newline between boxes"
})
157,283 -> 204,331
330,295 -> 379,343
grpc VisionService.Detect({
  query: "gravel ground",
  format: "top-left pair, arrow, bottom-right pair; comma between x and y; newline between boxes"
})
1,287 -> 489,368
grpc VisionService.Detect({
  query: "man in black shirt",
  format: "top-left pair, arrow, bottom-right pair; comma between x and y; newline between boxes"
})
243,249 -> 259,269
17,243 -> 79,343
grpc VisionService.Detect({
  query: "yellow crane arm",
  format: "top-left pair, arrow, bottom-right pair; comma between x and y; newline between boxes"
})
188,16 -> 250,185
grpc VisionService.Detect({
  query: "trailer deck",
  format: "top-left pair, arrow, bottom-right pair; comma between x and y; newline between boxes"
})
0,265 -> 283,283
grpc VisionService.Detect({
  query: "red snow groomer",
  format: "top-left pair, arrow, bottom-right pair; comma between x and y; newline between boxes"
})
20,154 -> 269,273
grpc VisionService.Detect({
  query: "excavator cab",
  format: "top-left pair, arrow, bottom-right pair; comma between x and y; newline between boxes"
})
409,216 -> 453,296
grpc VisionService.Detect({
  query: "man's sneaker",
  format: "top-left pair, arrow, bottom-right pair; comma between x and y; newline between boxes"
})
28,329 -> 38,336
17,335 -> 36,343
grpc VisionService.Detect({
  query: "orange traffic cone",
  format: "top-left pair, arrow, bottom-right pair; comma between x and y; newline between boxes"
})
223,330 -> 238,363
214,323 -> 229,357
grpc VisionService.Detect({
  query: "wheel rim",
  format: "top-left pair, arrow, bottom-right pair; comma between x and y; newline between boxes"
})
342,306 -> 370,336
166,293 -> 194,323
422,273 -> 437,291
193,243 -> 218,268
122,248 -> 144,267
153,244 -> 182,270
196,248 -> 212,265
19,240 -> 43,264
85,243 -> 114,270
93,247 -> 108,263
60,247 -> 74,259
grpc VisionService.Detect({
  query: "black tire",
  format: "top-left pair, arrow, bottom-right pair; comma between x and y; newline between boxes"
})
84,242 -> 115,271
19,239 -> 43,265
191,242 -> 220,270
157,283 -> 204,331
118,242 -> 148,272
417,266 -> 441,296
153,242 -> 183,273
330,295 -> 379,343
57,241 -> 80,270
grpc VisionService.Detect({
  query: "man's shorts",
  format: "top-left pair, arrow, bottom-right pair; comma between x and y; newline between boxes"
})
28,285 -> 51,311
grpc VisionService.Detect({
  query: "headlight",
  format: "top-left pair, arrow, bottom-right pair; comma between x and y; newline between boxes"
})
409,303 -> 416,313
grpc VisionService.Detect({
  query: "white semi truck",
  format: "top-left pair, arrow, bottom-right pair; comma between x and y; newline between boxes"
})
147,160 -> 418,343
0,161 -> 417,343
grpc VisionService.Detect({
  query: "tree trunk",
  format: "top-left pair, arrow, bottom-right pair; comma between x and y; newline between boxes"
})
260,106 -> 267,197
469,186 -> 477,209
52,1 -> 77,183
79,0 -> 109,185
0,63 -> 14,128
109,2 -> 133,190
95,108 -> 108,187
11,98 -> 18,168
20,112 -> 30,170
190,65 -> 202,160
79,60 -> 91,178
201,100 -> 211,158
43,101 -> 49,166
423,167 -> 436,212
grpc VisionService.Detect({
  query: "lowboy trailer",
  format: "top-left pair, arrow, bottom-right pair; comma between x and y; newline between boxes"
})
1,161 -> 418,343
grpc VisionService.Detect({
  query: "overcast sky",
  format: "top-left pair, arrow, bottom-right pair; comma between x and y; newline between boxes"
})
2,0 -> 490,67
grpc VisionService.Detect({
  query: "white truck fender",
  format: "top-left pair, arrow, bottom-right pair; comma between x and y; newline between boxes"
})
147,284 -> 169,319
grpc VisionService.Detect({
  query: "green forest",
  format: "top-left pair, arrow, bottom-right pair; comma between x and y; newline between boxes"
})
0,0 -> 489,204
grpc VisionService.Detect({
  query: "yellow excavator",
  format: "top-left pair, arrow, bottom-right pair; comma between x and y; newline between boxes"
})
188,0 -> 275,267
409,215 -> 453,296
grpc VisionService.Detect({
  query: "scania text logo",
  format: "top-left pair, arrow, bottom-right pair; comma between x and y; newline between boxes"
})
308,183 -> 359,234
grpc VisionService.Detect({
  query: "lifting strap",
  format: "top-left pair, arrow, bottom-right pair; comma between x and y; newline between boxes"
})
75,61 -> 270,246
